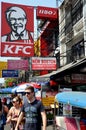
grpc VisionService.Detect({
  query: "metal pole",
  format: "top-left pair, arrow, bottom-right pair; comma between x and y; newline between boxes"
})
53,101 -> 56,130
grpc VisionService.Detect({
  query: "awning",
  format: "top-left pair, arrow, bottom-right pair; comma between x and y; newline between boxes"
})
30,57 -> 86,81
50,57 -> 86,79
55,91 -> 86,109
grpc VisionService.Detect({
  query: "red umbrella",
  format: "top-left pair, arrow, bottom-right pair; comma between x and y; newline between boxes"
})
18,82 -> 41,89
30,82 -> 41,89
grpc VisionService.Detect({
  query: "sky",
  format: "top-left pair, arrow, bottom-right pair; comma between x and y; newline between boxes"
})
0,0 -> 63,83
0,0 -> 57,7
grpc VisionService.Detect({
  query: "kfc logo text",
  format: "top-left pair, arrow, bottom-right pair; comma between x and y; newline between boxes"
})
1,43 -> 34,57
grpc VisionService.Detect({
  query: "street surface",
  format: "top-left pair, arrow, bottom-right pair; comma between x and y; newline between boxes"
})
4,124 -> 54,130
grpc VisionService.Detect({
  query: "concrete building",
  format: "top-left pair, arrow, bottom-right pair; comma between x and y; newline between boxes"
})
59,0 -> 84,66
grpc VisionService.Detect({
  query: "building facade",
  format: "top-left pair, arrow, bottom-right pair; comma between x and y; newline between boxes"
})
59,0 -> 85,66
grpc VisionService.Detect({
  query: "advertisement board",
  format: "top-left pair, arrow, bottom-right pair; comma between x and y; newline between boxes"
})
2,70 -> 18,77
1,2 -> 34,57
0,61 -> 7,70
32,57 -> 57,70
36,6 -> 58,20
8,59 -> 29,70
71,74 -> 86,83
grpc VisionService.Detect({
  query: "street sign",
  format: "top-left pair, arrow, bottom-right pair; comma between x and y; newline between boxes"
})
2,70 -> 18,77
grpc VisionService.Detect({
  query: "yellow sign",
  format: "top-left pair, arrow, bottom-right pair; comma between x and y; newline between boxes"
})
0,62 -> 7,70
42,97 -> 55,107
0,62 -> 7,78
0,71 -> 2,78
34,39 -> 41,56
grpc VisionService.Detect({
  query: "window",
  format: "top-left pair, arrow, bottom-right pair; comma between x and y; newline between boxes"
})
71,40 -> 85,61
72,0 -> 83,25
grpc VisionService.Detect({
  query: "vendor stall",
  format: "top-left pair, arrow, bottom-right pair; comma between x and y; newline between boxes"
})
54,91 -> 86,130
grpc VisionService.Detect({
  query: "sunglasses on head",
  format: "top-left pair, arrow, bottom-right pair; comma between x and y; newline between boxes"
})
25,92 -> 32,95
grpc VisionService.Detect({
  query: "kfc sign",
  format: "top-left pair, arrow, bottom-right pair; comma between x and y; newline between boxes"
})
1,43 -> 34,57
1,2 -> 34,57
37,6 -> 58,20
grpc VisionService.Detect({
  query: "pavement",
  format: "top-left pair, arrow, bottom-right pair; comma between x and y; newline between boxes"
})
4,124 -> 54,130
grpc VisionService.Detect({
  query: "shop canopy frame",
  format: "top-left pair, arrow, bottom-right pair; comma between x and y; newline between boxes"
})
55,91 -> 86,109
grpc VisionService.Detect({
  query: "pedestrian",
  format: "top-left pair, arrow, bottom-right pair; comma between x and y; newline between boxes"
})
15,86 -> 47,130
1,98 -> 9,115
6,96 -> 24,130
0,98 -> 4,130
0,98 -> 9,130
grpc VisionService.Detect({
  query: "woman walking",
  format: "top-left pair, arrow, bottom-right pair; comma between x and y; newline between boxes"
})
6,96 -> 24,130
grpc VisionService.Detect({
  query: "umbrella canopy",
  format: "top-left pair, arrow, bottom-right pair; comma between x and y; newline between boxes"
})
55,91 -> 86,109
16,82 -> 39,93
0,87 -> 16,93
29,82 -> 41,89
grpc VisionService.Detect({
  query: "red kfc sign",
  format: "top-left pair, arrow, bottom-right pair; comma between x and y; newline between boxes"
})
1,42 -> 34,57
1,2 -> 34,57
36,6 -> 58,20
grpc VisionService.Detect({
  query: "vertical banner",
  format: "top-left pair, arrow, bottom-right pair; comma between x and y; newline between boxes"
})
83,0 -> 86,56
1,2 -> 34,57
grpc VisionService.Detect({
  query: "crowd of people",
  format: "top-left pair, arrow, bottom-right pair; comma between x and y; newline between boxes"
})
0,86 -> 47,130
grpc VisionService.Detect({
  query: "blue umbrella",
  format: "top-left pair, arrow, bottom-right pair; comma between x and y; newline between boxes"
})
1,87 -> 13,93
0,87 -> 17,93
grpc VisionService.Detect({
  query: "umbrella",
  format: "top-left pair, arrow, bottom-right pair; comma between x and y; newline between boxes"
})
18,82 -> 41,88
0,88 -> 3,93
0,87 -> 16,93
16,82 -> 39,93
29,82 -> 41,89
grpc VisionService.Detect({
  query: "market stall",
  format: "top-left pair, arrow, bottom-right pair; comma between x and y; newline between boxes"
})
54,91 -> 86,130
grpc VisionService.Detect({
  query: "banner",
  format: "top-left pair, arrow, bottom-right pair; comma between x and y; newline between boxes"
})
32,57 -> 57,70
0,61 -> 7,70
1,2 -> 34,57
2,70 -> 18,77
37,6 -> 58,20
8,60 -> 29,70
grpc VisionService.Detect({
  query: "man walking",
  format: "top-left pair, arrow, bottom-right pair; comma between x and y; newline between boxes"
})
15,86 -> 47,130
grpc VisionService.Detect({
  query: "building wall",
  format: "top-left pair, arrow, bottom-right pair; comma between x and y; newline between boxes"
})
59,0 -> 85,66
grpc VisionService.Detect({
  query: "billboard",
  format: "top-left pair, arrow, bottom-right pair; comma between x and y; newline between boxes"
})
36,6 -> 58,20
1,2 -> 34,57
8,59 -> 29,70
2,70 -> 18,77
71,74 -> 86,83
0,61 -> 7,70
32,57 -> 57,70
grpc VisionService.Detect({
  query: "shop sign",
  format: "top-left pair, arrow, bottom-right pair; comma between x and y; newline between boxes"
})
37,6 -> 58,20
2,70 -> 18,77
71,74 -> 86,83
32,57 -> 57,70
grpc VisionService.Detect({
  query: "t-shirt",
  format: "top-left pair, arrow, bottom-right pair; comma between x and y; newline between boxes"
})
21,99 -> 45,130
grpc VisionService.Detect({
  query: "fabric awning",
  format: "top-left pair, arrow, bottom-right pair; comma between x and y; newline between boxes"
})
55,91 -> 86,109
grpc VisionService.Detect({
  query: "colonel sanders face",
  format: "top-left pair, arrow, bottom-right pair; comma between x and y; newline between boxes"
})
6,6 -> 27,34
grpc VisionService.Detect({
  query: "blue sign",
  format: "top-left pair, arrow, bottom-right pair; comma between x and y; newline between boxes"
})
2,70 -> 18,77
